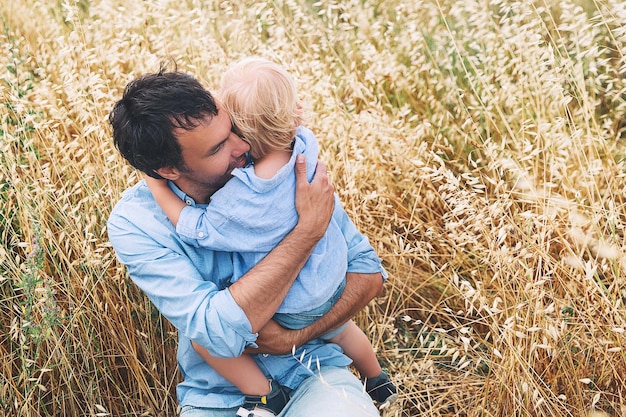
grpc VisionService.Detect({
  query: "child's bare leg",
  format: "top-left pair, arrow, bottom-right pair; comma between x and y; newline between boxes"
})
328,320 -> 382,378
329,321 -> 398,406
191,341 -> 271,395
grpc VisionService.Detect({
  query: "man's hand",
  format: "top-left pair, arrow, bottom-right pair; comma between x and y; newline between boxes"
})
294,154 -> 335,239
230,155 -> 336,333
250,272 -> 384,355
250,320 -> 303,355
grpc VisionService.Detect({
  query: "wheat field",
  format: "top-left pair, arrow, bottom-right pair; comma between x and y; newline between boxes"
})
2,0 -> 626,416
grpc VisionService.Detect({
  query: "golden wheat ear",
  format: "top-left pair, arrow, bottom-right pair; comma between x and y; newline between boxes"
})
3,0 -> 626,415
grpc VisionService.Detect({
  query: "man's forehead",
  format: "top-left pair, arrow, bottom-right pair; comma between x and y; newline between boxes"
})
173,111 -> 228,143
172,113 -> 215,133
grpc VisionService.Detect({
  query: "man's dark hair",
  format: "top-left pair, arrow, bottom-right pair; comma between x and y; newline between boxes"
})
109,65 -> 219,178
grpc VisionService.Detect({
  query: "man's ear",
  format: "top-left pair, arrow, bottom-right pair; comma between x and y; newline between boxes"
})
154,166 -> 181,180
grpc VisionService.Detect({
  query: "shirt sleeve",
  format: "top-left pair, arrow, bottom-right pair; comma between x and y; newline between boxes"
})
107,206 -> 257,358
175,179 -> 298,253
175,204 -> 231,247
332,194 -> 388,281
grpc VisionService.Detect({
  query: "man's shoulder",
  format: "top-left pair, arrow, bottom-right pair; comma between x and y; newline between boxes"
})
108,180 -> 153,223
106,180 -> 176,253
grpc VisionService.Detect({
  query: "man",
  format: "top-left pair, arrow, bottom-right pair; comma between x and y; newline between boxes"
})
107,66 -> 384,416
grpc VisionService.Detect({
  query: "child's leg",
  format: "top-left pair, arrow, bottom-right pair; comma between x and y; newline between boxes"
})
191,341 -> 270,395
327,321 -> 398,406
327,320 -> 382,378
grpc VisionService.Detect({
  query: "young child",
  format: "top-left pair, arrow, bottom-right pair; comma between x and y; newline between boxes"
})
146,57 -> 397,417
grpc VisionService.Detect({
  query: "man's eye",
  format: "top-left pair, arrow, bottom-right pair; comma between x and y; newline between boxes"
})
210,142 -> 224,155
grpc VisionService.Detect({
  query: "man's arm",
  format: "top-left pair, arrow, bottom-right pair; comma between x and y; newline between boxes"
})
108,154 -> 334,359
229,154 -> 335,333
251,192 -> 387,354
252,271 -> 383,355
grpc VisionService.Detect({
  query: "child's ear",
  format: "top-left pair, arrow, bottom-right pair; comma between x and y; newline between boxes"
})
154,166 -> 181,181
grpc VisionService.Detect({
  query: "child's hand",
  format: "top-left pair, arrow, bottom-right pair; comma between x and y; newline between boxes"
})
145,176 -> 168,191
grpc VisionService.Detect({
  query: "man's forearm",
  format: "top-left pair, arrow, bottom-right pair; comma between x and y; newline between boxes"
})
297,272 -> 383,342
251,272 -> 384,354
229,223 -> 320,333
229,155 -> 335,333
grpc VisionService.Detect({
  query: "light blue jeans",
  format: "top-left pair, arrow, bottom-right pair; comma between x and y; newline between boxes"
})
179,366 -> 379,417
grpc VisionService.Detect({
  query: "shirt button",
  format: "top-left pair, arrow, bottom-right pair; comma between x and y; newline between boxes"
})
198,232 -> 205,238
185,200 -> 192,205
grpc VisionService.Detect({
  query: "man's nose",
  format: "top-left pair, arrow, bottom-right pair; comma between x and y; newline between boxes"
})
232,132 -> 250,154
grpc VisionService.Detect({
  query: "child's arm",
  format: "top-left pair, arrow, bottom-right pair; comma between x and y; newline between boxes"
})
145,177 -> 186,226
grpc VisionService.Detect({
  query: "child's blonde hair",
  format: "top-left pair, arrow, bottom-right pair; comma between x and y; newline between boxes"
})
219,56 -> 301,160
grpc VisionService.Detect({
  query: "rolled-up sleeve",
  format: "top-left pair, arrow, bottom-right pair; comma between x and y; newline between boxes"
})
107,195 -> 256,358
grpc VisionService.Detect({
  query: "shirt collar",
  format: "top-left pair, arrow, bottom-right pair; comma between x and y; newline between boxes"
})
168,181 -> 198,207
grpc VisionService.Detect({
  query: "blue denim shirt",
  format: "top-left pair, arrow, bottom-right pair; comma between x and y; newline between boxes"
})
176,126 -> 386,314
107,143 -> 387,408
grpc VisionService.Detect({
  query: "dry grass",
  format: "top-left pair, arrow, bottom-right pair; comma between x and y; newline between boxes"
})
2,0 -> 626,415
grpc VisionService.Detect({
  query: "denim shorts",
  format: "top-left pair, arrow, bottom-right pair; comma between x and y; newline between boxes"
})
272,278 -> 347,340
